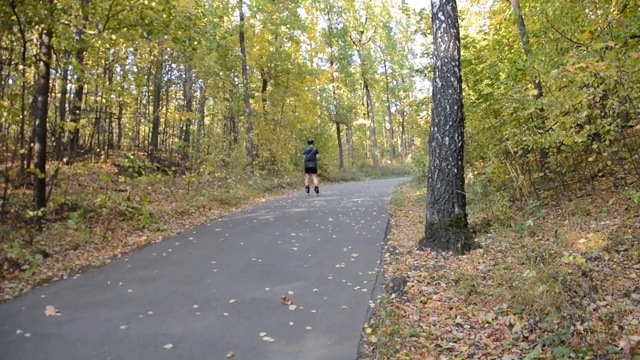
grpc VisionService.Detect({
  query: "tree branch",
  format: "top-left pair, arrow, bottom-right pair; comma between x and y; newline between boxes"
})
544,11 -> 586,47
59,19 -> 100,35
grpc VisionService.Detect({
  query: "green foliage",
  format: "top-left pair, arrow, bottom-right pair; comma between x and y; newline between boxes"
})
461,0 -> 640,202
623,188 -> 640,204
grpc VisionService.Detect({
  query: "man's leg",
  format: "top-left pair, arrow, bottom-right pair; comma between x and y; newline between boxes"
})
312,174 -> 319,195
304,173 -> 310,194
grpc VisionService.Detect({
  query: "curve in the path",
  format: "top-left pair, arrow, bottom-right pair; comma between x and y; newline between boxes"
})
0,178 -> 407,360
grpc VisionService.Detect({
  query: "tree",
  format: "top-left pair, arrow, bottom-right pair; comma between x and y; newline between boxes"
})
149,38 -> 163,162
68,0 -> 89,155
509,0 -> 547,174
33,0 -> 54,212
238,0 -> 255,165
418,0 -> 471,253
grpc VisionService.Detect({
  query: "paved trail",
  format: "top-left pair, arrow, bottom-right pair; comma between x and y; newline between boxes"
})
0,178 -> 407,360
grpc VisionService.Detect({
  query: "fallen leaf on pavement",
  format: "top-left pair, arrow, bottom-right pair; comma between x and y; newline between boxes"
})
226,351 -> 235,358
281,296 -> 293,305
44,305 -> 60,316
163,343 -> 174,350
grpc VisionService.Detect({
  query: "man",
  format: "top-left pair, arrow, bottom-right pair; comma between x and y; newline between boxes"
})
303,138 -> 320,196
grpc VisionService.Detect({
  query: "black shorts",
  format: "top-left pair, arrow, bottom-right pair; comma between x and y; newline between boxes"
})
305,166 -> 318,174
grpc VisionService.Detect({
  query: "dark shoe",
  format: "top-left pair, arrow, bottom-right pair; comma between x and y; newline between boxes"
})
305,186 -> 310,194
314,186 -> 319,195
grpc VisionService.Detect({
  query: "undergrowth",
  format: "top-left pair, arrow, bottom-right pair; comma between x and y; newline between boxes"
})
363,176 -> 640,359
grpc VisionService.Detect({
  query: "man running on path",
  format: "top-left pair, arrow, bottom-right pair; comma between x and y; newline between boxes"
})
303,138 -> 320,195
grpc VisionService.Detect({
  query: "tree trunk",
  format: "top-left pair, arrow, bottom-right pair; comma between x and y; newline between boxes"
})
196,83 -> 205,158
88,72 -> 104,154
509,0 -> 547,174
56,56 -> 69,161
10,0 -> 29,176
225,88 -> 239,148
336,123 -> 344,170
239,0 -> 255,164
398,100 -> 406,163
106,63 -> 114,158
68,0 -> 89,155
163,81 -> 170,156
418,0 -> 471,253
346,123 -> 353,167
34,26 -> 53,211
261,71 -> 268,115
183,65 -> 193,159
116,100 -> 123,150
26,85 -> 37,175
363,79 -> 379,167
329,56 -> 344,170
383,60 -> 394,165
149,47 -> 163,162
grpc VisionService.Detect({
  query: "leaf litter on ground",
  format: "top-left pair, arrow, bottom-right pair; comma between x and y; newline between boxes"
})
362,179 -> 640,359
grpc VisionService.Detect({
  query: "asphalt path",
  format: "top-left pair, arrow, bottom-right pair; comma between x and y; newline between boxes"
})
0,178 -> 407,360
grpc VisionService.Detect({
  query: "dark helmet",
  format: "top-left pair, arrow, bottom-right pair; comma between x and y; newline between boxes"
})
307,138 -> 314,145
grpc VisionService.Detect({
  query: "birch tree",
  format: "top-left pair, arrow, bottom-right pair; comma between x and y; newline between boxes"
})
418,0 -> 471,253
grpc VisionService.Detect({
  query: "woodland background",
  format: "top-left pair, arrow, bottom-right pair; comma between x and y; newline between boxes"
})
1,0 -> 640,357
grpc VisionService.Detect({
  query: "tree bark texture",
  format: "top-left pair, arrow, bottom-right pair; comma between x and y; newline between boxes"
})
419,0 -> 471,253
34,26 -> 53,211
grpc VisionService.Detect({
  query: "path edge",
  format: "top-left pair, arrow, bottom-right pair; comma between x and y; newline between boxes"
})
355,215 -> 392,360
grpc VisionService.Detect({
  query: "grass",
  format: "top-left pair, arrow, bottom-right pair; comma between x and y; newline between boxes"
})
322,163 -> 412,183
362,176 -> 640,359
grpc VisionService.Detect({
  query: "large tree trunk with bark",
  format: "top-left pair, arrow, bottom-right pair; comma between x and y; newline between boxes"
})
33,26 -> 53,211
418,0 -> 471,253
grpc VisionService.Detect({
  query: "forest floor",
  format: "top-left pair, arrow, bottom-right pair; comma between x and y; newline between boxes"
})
362,177 -> 640,359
